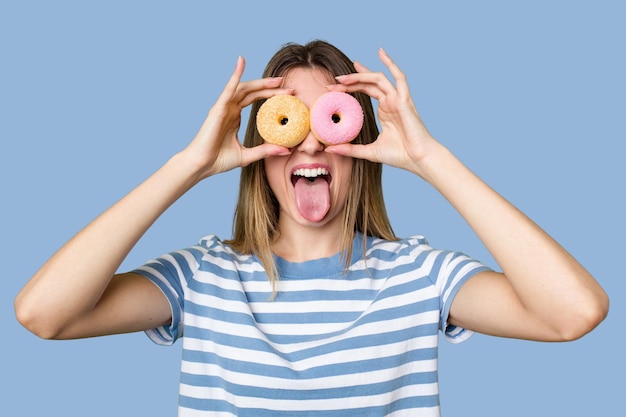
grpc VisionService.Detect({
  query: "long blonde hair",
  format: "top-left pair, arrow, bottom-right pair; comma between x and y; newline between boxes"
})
226,40 -> 397,290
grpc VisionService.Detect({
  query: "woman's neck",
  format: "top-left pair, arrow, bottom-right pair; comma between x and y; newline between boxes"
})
271,217 -> 344,263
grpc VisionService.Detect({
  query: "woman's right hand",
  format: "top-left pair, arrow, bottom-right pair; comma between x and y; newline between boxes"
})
182,56 -> 292,179
15,56 -> 294,340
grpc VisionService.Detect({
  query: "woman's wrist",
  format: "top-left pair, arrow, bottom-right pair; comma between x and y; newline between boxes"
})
406,139 -> 458,186
167,148 -> 214,187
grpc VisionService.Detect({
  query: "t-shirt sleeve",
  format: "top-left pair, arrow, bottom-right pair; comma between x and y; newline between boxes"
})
435,250 -> 491,344
131,236 -> 217,346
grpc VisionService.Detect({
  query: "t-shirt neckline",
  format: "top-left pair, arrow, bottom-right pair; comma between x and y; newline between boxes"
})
273,232 -> 366,279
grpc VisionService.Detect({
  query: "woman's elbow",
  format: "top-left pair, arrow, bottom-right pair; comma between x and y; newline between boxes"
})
15,295 -> 64,340
557,290 -> 609,342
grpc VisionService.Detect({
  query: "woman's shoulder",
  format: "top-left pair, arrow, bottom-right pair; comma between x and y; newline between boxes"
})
197,234 -> 241,256
197,234 -> 223,248
197,234 -> 261,268
365,234 -> 432,254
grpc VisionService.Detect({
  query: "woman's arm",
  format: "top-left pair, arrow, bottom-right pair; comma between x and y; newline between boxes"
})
15,57 -> 291,340
413,143 -> 608,341
327,49 -> 609,341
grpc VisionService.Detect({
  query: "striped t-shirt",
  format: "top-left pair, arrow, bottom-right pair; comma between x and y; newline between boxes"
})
134,233 -> 490,416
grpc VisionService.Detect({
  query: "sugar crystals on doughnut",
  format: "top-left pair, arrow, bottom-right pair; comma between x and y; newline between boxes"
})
310,92 -> 364,145
256,95 -> 310,148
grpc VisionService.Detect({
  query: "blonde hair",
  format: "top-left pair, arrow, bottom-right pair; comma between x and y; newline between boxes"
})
225,40 -> 397,291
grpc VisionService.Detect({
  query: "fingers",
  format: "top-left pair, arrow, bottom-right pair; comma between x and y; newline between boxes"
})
377,49 -> 404,81
237,82 -> 293,108
218,56 -> 294,109
216,56 -> 246,104
378,48 -> 410,99
333,69 -> 396,101
328,48 -> 409,102
229,56 -> 246,90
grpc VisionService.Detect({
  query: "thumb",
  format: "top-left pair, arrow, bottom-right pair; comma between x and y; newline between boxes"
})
240,143 -> 291,167
325,143 -> 381,163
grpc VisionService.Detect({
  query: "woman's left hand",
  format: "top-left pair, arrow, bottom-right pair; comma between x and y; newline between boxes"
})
325,49 -> 440,177
328,51 -> 609,343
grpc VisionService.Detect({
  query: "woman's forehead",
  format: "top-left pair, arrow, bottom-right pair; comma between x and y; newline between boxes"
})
282,67 -> 335,88
282,67 -> 335,106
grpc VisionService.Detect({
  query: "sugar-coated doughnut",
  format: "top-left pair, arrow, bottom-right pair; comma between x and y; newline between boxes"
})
310,92 -> 363,145
256,95 -> 310,148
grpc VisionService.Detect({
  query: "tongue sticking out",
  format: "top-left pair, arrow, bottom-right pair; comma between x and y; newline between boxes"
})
293,176 -> 330,222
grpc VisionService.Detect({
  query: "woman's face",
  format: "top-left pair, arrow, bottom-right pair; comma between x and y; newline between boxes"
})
264,67 -> 353,229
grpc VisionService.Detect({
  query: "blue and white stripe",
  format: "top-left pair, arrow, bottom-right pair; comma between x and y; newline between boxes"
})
134,233 -> 489,416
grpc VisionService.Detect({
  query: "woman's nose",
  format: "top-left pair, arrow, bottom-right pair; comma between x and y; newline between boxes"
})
295,131 -> 325,154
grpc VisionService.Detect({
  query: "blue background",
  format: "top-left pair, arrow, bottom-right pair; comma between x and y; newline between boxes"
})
2,1 -> 623,415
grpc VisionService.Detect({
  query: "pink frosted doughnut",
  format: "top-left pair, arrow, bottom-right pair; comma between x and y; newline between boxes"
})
256,95 -> 310,148
310,92 -> 363,145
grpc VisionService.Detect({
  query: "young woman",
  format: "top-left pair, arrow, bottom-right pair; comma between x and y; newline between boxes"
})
15,40 -> 609,416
